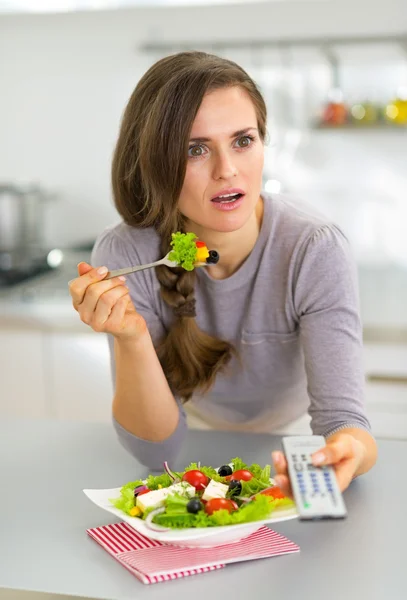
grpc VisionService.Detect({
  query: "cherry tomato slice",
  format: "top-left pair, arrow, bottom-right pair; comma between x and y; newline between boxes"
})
204,498 -> 237,515
260,486 -> 286,499
181,470 -> 209,491
137,489 -> 151,496
231,469 -> 253,482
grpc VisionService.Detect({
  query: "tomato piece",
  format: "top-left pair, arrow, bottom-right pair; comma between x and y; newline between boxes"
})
223,475 -> 232,482
260,486 -> 286,499
231,469 -> 253,482
137,489 -> 151,496
181,470 -> 209,491
195,241 -> 206,248
204,498 -> 237,515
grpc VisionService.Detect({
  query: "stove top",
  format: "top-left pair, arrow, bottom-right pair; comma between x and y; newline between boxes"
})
0,263 -> 55,287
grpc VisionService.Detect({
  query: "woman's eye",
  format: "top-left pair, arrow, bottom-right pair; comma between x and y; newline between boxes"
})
188,145 -> 205,158
236,135 -> 253,148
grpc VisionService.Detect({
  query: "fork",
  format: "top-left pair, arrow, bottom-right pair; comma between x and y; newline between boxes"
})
105,252 -> 208,280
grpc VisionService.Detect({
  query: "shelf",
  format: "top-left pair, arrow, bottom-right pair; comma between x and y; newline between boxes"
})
311,122 -> 407,131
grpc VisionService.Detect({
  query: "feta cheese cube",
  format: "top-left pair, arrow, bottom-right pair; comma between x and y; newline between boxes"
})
202,479 -> 229,502
136,481 -> 195,512
168,481 -> 196,498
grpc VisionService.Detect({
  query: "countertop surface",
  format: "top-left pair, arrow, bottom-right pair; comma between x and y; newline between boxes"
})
0,418 -> 404,600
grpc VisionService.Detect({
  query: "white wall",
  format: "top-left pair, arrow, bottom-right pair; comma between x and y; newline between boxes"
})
0,0 -> 406,246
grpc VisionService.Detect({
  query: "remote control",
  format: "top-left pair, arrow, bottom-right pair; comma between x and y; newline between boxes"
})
282,435 -> 347,520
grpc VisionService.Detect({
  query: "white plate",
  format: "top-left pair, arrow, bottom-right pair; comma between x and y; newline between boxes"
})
83,485 -> 299,548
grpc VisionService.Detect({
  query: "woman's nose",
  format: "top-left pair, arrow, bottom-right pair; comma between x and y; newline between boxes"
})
212,151 -> 238,180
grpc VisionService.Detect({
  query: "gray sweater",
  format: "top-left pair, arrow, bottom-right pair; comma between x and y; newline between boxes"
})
92,193 -> 371,469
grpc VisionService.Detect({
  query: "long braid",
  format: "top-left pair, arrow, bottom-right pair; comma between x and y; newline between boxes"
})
155,222 -> 234,401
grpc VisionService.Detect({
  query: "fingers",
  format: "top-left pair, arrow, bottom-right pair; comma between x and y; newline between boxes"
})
69,264 -> 111,306
272,451 -> 287,475
91,285 -> 130,331
273,474 -> 293,498
272,451 -> 293,498
312,434 -> 356,466
334,460 -> 358,492
70,272 -> 127,315
77,261 -> 93,277
106,294 -> 129,332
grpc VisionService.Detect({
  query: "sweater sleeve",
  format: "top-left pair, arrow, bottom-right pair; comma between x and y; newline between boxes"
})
293,224 -> 371,438
91,226 -> 187,470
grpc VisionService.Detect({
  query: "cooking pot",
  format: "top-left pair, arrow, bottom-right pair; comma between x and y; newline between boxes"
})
0,183 -> 53,252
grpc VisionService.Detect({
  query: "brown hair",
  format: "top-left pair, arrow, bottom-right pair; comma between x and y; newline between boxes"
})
111,51 -> 267,400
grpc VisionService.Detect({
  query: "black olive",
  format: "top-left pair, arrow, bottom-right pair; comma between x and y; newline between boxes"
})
206,250 -> 219,264
187,498 -> 203,514
218,464 -> 233,477
228,479 -> 242,496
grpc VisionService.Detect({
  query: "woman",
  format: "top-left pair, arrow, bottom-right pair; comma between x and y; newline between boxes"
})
69,51 -> 377,497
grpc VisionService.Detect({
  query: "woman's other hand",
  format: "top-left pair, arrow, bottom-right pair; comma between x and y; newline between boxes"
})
271,433 -> 366,498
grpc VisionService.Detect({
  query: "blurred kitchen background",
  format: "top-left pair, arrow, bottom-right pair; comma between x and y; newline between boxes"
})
0,0 -> 406,439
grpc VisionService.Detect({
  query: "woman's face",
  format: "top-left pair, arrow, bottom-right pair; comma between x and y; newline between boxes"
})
178,86 -> 264,234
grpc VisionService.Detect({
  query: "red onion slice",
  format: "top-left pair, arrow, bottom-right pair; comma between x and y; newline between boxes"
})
144,507 -> 171,532
163,461 -> 181,482
133,484 -> 149,496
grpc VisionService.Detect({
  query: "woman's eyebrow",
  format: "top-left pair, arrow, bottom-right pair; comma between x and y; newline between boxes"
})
189,127 -> 258,144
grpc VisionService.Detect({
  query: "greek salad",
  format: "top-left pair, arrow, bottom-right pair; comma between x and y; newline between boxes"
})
110,457 -> 294,530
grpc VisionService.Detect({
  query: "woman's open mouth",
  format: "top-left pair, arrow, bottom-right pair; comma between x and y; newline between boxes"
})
210,189 -> 245,211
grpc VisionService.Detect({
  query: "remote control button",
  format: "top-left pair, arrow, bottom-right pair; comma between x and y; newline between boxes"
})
294,463 -> 303,471
307,463 -> 316,471
301,454 -> 307,461
292,454 -> 297,462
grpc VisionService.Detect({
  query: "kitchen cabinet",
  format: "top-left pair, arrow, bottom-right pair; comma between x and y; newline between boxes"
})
47,332 -> 113,423
0,329 -> 47,417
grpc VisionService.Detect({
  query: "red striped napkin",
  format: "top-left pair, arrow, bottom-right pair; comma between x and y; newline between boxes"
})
87,522 -> 299,585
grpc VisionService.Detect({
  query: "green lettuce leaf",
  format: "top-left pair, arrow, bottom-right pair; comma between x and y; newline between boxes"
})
230,457 -> 248,471
168,232 -> 198,271
238,477 -> 270,497
109,479 -> 144,515
145,472 -> 174,490
153,494 -> 292,529
248,462 -> 271,483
